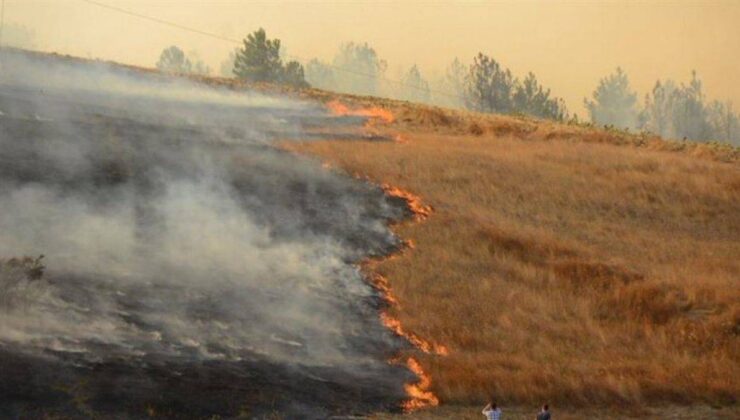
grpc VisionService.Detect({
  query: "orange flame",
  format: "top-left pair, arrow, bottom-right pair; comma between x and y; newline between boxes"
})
326,100 -> 395,124
315,103 -> 441,410
363,183 -> 443,411
365,271 -> 398,305
381,184 -> 432,221
402,357 -> 440,411
380,313 -> 448,356
336,169 -> 442,410
363,258 -> 447,411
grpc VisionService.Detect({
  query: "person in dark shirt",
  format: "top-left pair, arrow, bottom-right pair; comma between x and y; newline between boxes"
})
536,404 -> 551,420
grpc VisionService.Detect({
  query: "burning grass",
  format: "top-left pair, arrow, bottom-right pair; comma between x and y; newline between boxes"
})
402,357 -> 440,410
290,108 -> 740,411
315,98 -> 739,163
326,100 -> 395,124
360,185 -> 446,411
14,50 -> 736,415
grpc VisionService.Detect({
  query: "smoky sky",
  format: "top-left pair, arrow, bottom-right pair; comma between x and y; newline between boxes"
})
0,50 -> 411,418
7,1 -> 740,118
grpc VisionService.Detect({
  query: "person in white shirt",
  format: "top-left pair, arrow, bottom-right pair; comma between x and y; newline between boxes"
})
482,401 -> 502,420
536,404 -> 551,420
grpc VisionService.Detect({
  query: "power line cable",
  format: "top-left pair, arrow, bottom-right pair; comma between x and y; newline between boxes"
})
81,0 -> 242,44
79,0 -> 465,101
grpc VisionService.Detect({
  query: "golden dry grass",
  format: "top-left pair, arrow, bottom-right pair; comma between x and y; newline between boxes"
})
288,119 -> 740,410
17,48 -> 739,417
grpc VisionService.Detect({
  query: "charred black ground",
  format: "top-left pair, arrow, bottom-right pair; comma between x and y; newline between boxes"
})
0,50 -> 414,419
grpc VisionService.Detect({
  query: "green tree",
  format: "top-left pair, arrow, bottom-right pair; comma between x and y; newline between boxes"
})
640,72 -> 721,142
233,28 -> 283,82
440,57 -> 467,108
464,53 -> 515,113
332,42 -> 386,96
512,72 -> 567,120
305,58 -> 336,90
428,58 -> 467,108
156,46 -> 209,75
400,64 -> 430,103
156,46 -> 192,74
584,67 -> 638,129
187,50 -> 211,76
671,71 -> 711,140
445,58 -> 467,98
233,28 -> 307,87
282,60 -> 309,88
706,101 -> 739,146
640,80 -> 677,138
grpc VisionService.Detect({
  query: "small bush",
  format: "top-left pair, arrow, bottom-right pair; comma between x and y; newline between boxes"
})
0,255 -> 46,310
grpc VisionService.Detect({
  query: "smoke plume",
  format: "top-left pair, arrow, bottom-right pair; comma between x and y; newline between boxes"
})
0,49 -> 411,418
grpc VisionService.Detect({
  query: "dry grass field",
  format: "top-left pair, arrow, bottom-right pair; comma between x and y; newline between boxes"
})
10,50 -> 738,417
287,102 -> 740,414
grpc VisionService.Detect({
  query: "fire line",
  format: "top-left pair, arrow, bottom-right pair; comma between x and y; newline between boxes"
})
326,100 -> 395,124
323,101 -> 445,411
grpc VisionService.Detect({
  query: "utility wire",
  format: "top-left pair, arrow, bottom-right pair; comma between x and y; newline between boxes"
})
79,0 -> 465,101
81,0 -> 242,44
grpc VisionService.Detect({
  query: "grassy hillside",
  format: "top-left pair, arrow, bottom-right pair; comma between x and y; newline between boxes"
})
8,49 -> 737,416
287,103 -> 739,411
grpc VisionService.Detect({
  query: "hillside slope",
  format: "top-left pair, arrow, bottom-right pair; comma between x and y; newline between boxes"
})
288,103 -> 740,411
5,49 -> 737,416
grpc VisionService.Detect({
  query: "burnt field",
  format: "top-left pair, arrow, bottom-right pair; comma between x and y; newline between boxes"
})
0,50 -> 416,419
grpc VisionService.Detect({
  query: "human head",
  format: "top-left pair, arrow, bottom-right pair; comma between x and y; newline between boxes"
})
542,404 -> 549,411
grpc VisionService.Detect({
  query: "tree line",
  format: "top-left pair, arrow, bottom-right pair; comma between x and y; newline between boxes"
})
156,29 -> 738,146
156,29 -> 306,87
155,29 -> 565,121
585,68 -> 739,146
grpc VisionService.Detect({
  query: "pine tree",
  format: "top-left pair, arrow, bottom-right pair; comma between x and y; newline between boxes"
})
464,53 -> 515,114
156,46 -> 192,74
513,72 -> 567,120
400,65 -> 431,103
233,28 -> 283,82
584,67 -> 638,129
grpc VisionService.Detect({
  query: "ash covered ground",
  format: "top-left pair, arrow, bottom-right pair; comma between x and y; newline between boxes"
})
0,50 -> 414,419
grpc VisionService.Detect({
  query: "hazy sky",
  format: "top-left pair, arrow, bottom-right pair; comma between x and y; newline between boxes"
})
3,0 -> 740,115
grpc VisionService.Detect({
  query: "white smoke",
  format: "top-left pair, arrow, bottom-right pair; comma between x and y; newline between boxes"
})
0,50 -> 409,416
